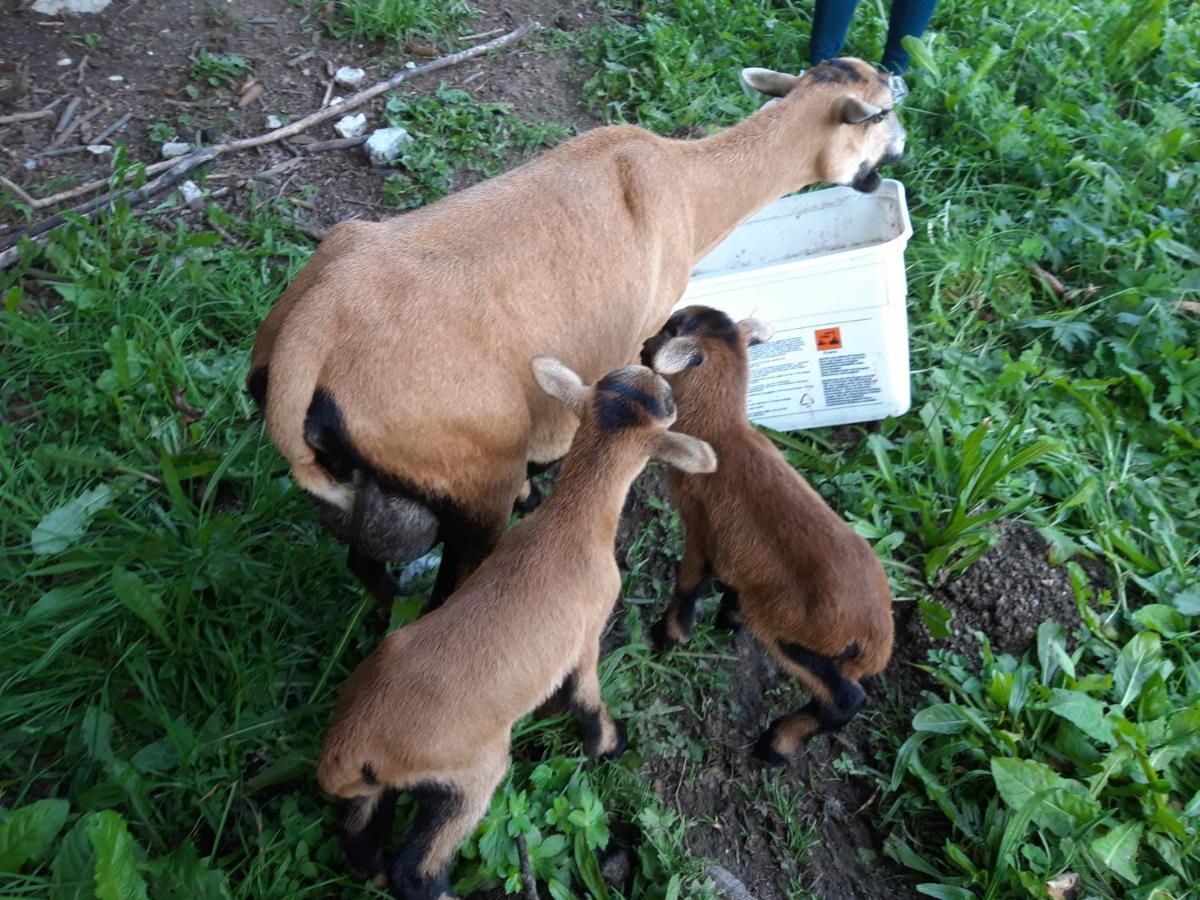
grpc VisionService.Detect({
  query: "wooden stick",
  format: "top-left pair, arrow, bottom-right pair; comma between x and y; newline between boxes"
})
23,22 -> 534,211
303,135 -> 367,152
0,150 -> 217,267
0,108 -> 55,125
89,111 -> 134,145
515,834 -> 540,900
0,175 -> 36,207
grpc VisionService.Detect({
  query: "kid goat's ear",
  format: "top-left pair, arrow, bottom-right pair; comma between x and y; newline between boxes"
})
532,357 -> 589,417
653,431 -> 717,474
651,336 -> 705,375
738,317 -> 774,347
741,67 -> 800,98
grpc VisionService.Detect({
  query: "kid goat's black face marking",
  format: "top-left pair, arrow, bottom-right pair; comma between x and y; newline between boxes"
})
593,369 -> 673,430
640,305 -> 741,367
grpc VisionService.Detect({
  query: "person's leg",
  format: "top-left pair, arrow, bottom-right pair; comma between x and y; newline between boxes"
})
810,0 -> 861,65
881,0 -> 938,73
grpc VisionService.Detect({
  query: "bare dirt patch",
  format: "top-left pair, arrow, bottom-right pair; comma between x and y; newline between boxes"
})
0,0 -> 599,233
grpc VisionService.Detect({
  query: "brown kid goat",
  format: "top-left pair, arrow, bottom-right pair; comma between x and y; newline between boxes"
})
641,306 -> 893,763
316,359 -> 716,898
248,58 -> 905,607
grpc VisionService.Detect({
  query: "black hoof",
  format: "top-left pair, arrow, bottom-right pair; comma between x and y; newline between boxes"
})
649,617 -> 678,654
599,721 -> 628,761
714,607 -> 744,633
752,731 -> 789,767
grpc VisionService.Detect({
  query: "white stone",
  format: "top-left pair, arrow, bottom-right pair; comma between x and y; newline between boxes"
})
265,114 -> 283,129
86,144 -> 111,155
333,113 -> 366,139
57,58 -> 74,67
161,142 -> 192,159
399,552 -> 441,587
403,61 -> 417,70
108,75 -> 124,82
334,66 -> 365,89
330,96 -> 343,105
179,180 -> 204,205
32,0 -> 111,13
364,127 -> 412,166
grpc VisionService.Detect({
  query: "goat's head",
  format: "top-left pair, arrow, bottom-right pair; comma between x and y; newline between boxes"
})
741,57 -> 905,193
640,306 -> 772,417
642,305 -> 771,374
532,358 -> 716,474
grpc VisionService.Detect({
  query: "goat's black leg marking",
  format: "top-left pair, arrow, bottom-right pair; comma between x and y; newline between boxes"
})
753,680 -> 868,764
513,479 -> 544,515
340,790 -> 396,882
714,586 -> 744,632
651,571 -> 712,652
348,545 -> 400,609
389,784 -> 460,900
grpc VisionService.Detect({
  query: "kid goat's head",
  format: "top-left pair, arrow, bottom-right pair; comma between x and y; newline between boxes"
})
742,57 -> 906,193
532,358 -> 717,474
640,306 -> 772,418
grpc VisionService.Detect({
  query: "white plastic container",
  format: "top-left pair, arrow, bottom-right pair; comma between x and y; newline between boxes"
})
675,178 -> 913,431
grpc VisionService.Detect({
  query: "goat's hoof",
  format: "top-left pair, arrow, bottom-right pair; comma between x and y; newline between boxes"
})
713,610 -> 744,633
648,618 -> 679,654
751,732 -> 790,767
599,722 -> 628,761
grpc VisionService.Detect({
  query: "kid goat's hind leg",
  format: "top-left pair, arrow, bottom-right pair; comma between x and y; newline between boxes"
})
755,641 -> 867,766
651,531 -> 710,652
389,746 -> 510,899
339,788 -> 397,885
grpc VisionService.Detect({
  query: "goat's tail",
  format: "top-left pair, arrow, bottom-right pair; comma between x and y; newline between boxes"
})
258,323 -> 354,511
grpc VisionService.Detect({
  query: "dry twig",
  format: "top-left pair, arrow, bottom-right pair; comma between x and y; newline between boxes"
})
20,22 -> 534,212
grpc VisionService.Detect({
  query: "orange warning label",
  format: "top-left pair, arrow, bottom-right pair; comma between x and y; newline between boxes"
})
815,327 -> 843,351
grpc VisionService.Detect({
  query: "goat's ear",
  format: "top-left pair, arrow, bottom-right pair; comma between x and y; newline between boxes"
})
652,336 -> 705,375
532,357 -> 589,416
654,431 -> 717,474
741,67 -> 800,98
841,96 -> 882,124
738,318 -> 774,347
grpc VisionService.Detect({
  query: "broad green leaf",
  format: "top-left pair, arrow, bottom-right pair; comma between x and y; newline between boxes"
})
919,598 -> 954,640
144,841 -> 231,900
1136,672 -> 1169,722
991,758 -> 1089,835
31,484 -> 115,556
913,704 -> 970,735
1146,832 -> 1187,879
78,706 -> 114,765
50,815 -> 97,900
87,811 -> 148,900
111,568 -> 173,649
1045,689 -> 1112,744
1171,589 -> 1200,615
1113,632 -> 1161,708
1132,604 -> 1186,635
1037,620 -> 1074,684
884,833 -> 943,879
0,798 -> 71,872
1090,821 -> 1142,884
901,35 -> 940,79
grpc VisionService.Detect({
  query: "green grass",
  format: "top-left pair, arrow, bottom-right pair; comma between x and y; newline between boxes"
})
317,0 -> 475,46
2,0 -> 1199,897
380,85 -> 569,210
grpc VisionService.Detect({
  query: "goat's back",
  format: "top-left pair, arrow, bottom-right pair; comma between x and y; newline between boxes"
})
253,126 -> 696,496
670,428 -> 893,671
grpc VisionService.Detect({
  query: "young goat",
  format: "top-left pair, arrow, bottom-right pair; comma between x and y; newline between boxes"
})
641,306 -> 893,763
316,359 -> 715,898
248,57 -> 905,608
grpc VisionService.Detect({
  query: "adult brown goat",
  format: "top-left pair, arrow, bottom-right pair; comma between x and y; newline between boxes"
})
316,359 -> 715,898
641,306 -> 894,762
248,58 -> 904,607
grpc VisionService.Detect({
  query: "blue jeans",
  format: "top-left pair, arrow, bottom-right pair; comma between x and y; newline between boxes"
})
810,0 -> 939,73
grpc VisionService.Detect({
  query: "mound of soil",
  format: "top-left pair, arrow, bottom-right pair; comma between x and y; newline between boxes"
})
905,522 -> 1085,663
